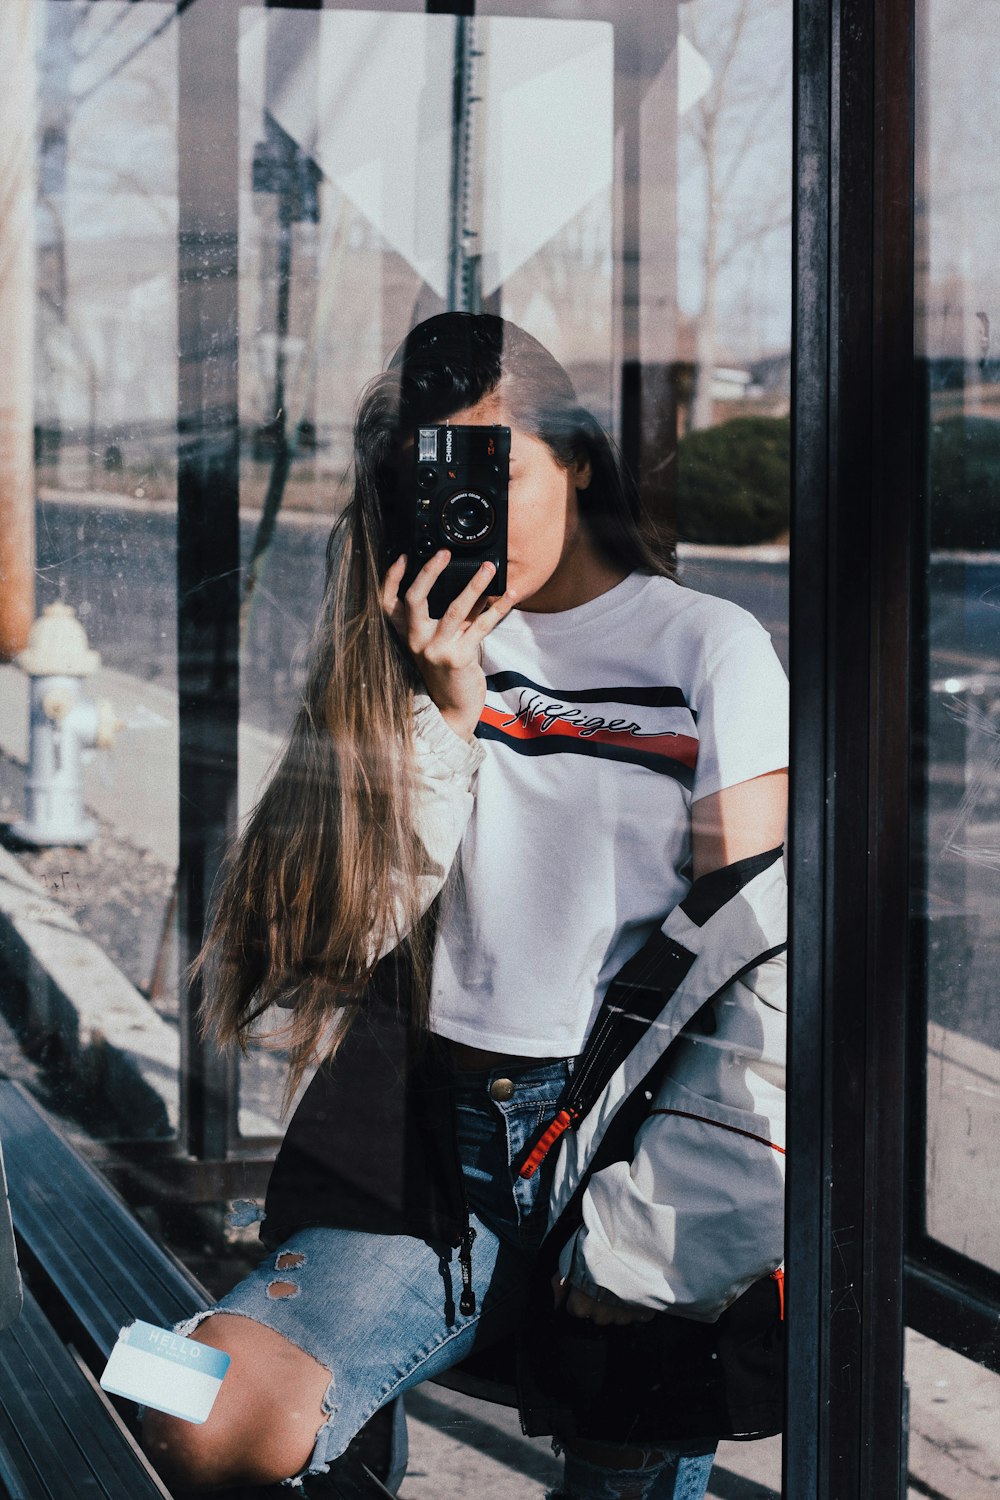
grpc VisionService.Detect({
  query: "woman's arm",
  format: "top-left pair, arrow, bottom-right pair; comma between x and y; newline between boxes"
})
368,694 -> 485,967
691,768 -> 788,880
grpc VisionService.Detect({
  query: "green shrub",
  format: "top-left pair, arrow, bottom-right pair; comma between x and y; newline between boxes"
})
676,415 -> 790,545
673,410 -> 1000,549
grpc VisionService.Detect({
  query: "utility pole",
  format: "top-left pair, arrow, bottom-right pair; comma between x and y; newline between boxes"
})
0,0 -> 37,659
447,17 -> 486,313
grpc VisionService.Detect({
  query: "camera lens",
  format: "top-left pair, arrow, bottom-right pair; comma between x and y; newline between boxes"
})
440,490 -> 494,546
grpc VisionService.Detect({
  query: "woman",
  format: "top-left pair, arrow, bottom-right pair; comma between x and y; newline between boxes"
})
144,313 -> 789,1500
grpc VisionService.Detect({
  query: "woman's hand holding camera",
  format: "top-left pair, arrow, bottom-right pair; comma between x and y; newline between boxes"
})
382,549 -> 517,743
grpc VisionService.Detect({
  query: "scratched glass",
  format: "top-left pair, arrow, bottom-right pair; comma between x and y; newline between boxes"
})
913,0 -> 1000,1277
12,7 -> 182,1073
2,2 -> 791,1495
905,0 -> 1000,1467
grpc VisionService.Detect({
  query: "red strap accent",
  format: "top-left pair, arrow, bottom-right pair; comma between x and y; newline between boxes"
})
518,1109 -> 576,1179
772,1267 -> 785,1320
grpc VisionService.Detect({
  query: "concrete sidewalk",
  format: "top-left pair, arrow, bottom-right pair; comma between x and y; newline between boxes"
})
0,660 -> 998,1497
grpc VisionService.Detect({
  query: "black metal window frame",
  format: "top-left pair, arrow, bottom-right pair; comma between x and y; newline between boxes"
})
790,0 -> 999,1495
788,0 -> 914,1493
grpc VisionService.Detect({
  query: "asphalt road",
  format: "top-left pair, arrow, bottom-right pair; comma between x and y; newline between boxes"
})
31,494 -> 1000,1051
34,495 -> 799,735
35,492 -> 1000,713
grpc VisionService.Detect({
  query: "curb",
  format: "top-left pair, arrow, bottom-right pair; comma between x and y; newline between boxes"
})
0,844 -> 177,1138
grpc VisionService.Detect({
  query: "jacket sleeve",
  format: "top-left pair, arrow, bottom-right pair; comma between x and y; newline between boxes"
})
370,692 -> 485,965
561,949 -> 786,1321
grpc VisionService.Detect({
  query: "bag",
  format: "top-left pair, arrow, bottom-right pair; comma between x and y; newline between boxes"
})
516,1254 -> 785,1445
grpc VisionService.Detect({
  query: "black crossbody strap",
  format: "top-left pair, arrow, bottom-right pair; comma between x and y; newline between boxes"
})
518,847 -> 784,1180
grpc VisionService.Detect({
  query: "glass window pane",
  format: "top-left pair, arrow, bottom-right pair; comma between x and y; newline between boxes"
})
1,4 -> 791,1493
908,0 -> 1000,1490
2,1 -> 181,1113
672,0 -> 790,670
914,0 -> 1000,1277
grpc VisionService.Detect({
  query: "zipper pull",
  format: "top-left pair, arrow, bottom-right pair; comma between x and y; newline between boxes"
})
771,1266 -> 785,1320
518,1107 -> 579,1180
458,1225 -> 477,1316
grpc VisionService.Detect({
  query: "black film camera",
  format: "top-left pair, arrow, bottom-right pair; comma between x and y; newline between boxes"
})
393,424 -> 510,618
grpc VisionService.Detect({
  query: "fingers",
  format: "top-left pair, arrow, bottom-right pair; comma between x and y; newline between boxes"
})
402,548 -> 452,611
380,552 -> 408,615
381,549 -> 515,673
467,585 -> 518,637
437,559 -> 499,628
381,548 -> 453,617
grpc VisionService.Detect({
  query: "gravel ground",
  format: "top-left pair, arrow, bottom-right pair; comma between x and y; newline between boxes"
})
0,746 -> 292,1138
0,748 -> 176,1006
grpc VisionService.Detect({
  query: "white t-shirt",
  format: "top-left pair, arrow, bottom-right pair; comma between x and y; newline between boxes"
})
428,571 -> 789,1056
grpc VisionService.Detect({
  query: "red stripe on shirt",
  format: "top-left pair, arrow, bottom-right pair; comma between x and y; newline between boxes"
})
479,704 -> 699,770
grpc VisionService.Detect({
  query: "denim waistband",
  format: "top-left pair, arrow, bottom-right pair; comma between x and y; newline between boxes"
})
449,1055 -> 577,1090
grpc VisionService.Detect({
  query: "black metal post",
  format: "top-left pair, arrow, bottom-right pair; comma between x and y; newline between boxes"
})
177,0 -> 241,1163
785,0 -> 831,1487
859,0 -> 915,1487
787,0 -> 915,1494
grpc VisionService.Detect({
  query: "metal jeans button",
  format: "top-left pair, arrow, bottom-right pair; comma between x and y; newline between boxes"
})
489,1077 -> 516,1102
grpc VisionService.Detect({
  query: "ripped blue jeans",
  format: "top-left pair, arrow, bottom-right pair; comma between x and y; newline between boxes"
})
177,1058 -> 715,1498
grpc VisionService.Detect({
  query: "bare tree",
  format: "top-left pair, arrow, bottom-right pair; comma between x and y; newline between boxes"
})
680,0 -> 791,430
36,4 -> 177,487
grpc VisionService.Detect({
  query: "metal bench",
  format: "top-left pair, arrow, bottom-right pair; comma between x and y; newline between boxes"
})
0,1080 -> 395,1499
0,1094 -> 169,1500
0,1141 -> 21,1334
0,1281 -> 170,1500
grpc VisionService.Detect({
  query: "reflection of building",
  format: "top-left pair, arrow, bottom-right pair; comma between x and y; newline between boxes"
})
34,4 -> 178,495
670,315 -> 790,433
917,274 -> 1000,423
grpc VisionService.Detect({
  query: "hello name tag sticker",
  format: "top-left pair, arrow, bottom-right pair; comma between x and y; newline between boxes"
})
100,1320 -> 230,1424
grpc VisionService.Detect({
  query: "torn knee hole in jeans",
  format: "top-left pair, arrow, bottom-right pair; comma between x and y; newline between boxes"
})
275,1251 -> 306,1271
267,1279 -> 301,1299
267,1251 -> 307,1298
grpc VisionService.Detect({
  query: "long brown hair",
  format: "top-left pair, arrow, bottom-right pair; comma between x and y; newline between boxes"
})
198,313 -> 676,1104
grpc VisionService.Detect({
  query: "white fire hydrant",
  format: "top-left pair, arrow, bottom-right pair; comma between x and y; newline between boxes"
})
11,603 -> 119,848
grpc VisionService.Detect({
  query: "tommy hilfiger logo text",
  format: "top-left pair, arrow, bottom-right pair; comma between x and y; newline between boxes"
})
503,690 -> 661,740
477,672 -> 699,786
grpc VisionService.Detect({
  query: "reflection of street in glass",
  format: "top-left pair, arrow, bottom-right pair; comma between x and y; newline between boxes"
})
925,1022 -> 1000,1274
919,549 -> 1000,1281
3,0 -> 996,1492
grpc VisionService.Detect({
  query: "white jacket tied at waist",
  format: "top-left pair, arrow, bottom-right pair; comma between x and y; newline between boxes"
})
550,854 -> 787,1322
